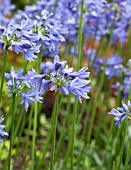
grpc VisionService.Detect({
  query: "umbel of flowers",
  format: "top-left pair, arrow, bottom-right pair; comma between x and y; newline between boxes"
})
109,101 -> 131,128
5,55 -> 91,111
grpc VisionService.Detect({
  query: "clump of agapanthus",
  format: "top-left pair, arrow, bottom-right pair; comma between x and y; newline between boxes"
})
105,54 -> 124,79
83,0 -> 131,45
0,116 -> 8,143
109,101 -> 131,127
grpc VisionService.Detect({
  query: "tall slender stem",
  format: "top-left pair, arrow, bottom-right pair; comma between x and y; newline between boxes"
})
77,0 -> 84,71
70,0 -> 84,169
117,121 -> 127,170
31,46 -> 43,170
124,133 -> 131,170
8,94 -> 16,170
0,49 -> 8,103
23,60 -> 29,75
50,92 -> 59,170
31,101 -> 38,170
37,94 -> 62,170
71,98 -> 77,170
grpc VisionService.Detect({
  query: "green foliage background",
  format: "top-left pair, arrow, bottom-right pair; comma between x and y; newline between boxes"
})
11,0 -> 35,10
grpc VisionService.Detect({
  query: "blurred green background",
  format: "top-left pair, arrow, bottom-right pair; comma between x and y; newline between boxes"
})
11,0 -> 35,10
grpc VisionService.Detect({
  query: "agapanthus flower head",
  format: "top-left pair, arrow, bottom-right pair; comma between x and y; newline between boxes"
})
109,101 -> 131,127
0,13 -> 41,61
14,8 -> 68,56
38,55 -> 91,102
0,117 -> 8,143
36,10 -> 68,55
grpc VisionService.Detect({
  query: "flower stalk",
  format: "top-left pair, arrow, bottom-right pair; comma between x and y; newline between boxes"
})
8,93 -> 16,170
0,48 -> 8,103
50,91 -> 59,170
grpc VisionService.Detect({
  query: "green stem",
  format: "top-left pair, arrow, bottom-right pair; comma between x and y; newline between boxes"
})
55,95 -> 72,160
87,72 -> 105,144
70,0 -> 84,168
71,98 -> 77,170
0,49 -> 8,103
50,92 -> 59,170
77,0 -> 84,70
8,94 -> 16,170
124,131 -> 131,170
117,121 -> 127,170
81,98 -> 92,140
23,60 -> 29,75
31,101 -> 38,170
24,106 -> 34,169
37,93 -> 63,170
31,45 -> 43,170
14,110 -> 26,168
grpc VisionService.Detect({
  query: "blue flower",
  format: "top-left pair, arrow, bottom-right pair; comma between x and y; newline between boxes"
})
20,90 -> 42,111
0,117 -> 8,143
109,101 -> 131,127
14,7 -> 68,56
26,55 -> 91,102
112,68 -> 131,99
46,55 -> 67,73
105,54 -> 123,79
9,13 -> 34,32
66,78 -> 91,103
0,13 -> 41,61
9,40 -> 40,61
68,67 -> 90,79
5,67 -> 23,89
41,56 -> 91,102
40,80 -> 52,95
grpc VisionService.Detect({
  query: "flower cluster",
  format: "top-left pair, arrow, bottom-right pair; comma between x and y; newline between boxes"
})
0,8 -> 68,59
109,101 -> 131,127
0,14 -> 40,61
5,56 -> 91,111
14,6 -> 68,56
0,117 -> 8,143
